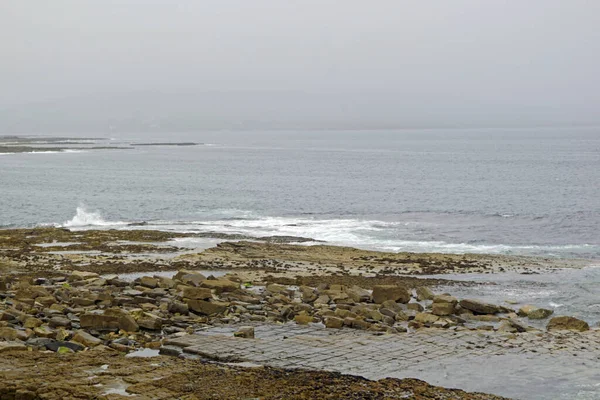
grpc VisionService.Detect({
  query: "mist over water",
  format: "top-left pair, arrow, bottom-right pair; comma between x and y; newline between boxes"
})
1,128 -> 599,259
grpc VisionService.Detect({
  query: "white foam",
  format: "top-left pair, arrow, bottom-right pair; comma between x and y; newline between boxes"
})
62,205 -> 126,228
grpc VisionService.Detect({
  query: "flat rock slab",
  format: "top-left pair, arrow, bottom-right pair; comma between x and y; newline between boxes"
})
164,324 -> 600,400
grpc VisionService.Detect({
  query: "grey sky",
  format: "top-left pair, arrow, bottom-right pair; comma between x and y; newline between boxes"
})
1,0 -> 599,130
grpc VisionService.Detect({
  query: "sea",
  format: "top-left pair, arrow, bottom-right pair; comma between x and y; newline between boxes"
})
0,127 -> 598,259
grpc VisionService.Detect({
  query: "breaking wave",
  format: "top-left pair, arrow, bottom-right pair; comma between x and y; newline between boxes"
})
62,205 -> 127,228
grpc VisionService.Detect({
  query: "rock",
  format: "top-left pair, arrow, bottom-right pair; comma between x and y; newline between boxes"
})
372,285 -> 411,304
72,330 -> 102,347
33,326 -> 55,338
518,305 -> 553,319
0,341 -> 27,353
187,300 -> 229,315
314,294 -> 330,305
380,300 -> 403,313
325,316 -> 344,329
138,276 -> 159,289
416,286 -> 435,301
104,309 -> 140,332
182,286 -> 212,300
69,271 -> 100,281
547,316 -> 590,332
414,313 -> 440,324
0,327 -> 19,340
459,299 -> 501,315
433,294 -> 458,305
168,301 -> 189,315
346,285 -> 371,303
49,316 -> 72,328
45,340 -> 84,352
299,286 -> 318,303
134,312 -> 163,330
497,320 -> 518,333
155,276 -> 177,289
432,302 -> 455,316
266,283 -> 288,294
407,303 -> 424,312
234,326 -> 255,338
200,279 -> 239,294
23,317 -> 43,329
294,312 -> 313,325
80,314 -> 120,331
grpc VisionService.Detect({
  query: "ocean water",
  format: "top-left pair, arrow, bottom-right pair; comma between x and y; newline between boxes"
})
1,128 -> 599,259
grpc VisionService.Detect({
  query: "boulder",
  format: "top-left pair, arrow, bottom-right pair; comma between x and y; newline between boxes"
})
69,271 -> 100,281
459,299 -> 501,315
187,299 -> 229,315
72,330 -> 102,347
325,317 -> 344,329
182,286 -> 212,300
432,302 -> 455,316
294,312 -> 313,325
433,294 -> 458,305
168,301 -> 189,315
234,326 -> 255,338
547,316 -> 589,332
372,285 -> 411,304
49,317 -> 72,328
104,309 -> 140,332
414,313 -> 440,324
200,279 -> 239,294
518,305 -> 553,320
416,286 -> 435,301
407,303 -> 424,312
174,270 -> 206,286
346,285 -> 371,303
0,341 -> 27,353
134,312 -> 163,330
138,276 -> 159,289
0,327 -> 19,341
23,317 -> 43,329
80,314 -> 120,331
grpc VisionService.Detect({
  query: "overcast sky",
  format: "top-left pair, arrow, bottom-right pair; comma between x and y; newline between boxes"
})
1,1 -> 599,129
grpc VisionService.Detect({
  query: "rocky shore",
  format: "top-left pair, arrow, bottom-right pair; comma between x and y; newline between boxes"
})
0,228 -> 596,399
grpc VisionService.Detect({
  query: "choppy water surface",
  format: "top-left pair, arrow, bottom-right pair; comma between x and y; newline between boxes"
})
1,128 -> 598,259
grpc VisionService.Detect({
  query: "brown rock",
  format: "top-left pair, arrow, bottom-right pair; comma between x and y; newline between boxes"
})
23,317 -> 43,329
138,276 -> 159,289
294,312 -> 313,325
547,316 -> 589,332
187,299 -> 229,315
72,330 -> 102,347
200,279 -> 239,294
459,299 -> 501,315
0,327 -> 18,341
325,316 -> 344,329
80,314 -> 120,331
69,271 -> 100,281
134,312 -> 163,330
414,313 -> 440,324
234,326 -> 255,338
104,309 -> 140,332
372,285 -> 411,304
432,302 -> 455,316
416,286 -> 435,301
346,285 -> 371,303
182,286 -> 212,300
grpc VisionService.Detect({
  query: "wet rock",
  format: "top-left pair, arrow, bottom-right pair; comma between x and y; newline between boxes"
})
45,340 -> 84,352
459,299 -> 501,315
518,305 -> 553,320
416,286 -> 435,301
234,326 -> 255,338
372,285 -> 410,304
547,316 -> 590,332
72,330 -> 102,347
182,286 -> 212,300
